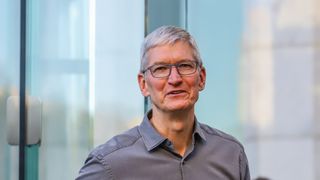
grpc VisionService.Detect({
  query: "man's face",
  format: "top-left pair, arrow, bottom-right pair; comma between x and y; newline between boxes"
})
138,41 -> 206,113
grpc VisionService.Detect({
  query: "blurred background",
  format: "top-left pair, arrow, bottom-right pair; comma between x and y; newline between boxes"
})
0,0 -> 319,179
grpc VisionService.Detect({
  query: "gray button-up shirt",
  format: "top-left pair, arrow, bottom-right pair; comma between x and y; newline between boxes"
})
76,114 -> 250,180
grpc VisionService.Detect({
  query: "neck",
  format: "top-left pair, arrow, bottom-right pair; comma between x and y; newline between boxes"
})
150,107 -> 195,156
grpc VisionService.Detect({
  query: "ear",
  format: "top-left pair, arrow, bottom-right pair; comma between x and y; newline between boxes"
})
198,67 -> 206,91
138,73 -> 150,97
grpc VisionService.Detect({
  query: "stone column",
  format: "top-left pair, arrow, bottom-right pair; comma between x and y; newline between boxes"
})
241,0 -> 320,179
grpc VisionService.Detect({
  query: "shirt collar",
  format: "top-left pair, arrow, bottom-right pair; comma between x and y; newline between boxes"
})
138,111 -> 167,151
193,116 -> 207,142
138,111 -> 207,152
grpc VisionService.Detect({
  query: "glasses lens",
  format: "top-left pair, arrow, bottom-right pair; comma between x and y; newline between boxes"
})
177,61 -> 197,75
151,65 -> 170,78
147,61 -> 198,78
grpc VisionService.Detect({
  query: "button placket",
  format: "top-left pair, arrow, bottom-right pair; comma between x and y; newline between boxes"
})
179,160 -> 185,180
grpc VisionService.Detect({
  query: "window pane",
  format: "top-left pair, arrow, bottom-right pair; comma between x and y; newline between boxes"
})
188,0 -> 243,137
27,0 -> 90,179
0,0 -> 20,179
146,0 -> 186,33
93,0 -> 145,146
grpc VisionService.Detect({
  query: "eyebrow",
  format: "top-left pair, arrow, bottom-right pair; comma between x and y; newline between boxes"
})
150,59 -> 195,66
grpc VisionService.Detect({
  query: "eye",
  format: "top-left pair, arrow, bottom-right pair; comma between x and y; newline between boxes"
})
151,65 -> 169,74
178,62 -> 195,70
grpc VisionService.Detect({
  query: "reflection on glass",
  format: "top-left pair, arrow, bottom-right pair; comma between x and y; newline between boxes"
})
188,1 -> 243,137
93,0 -> 145,146
28,0 -> 145,179
28,0 -> 90,179
146,0 -> 186,33
0,0 -> 20,180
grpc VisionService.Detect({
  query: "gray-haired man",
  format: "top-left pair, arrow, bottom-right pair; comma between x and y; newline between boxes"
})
76,26 -> 250,180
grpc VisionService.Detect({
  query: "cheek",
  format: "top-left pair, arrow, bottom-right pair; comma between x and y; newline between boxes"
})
189,77 -> 201,90
146,79 -> 165,96
188,78 -> 202,98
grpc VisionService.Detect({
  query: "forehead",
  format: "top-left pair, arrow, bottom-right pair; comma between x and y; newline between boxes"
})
146,41 -> 194,65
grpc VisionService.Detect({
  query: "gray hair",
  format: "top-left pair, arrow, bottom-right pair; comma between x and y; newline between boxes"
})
140,26 -> 202,72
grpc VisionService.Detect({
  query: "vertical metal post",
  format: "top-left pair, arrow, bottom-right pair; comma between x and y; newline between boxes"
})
185,0 -> 188,30
144,0 -> 148,37
19,0 -> 27,179
144,0 -> 148,114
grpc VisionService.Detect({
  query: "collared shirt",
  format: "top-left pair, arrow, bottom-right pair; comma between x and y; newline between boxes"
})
76,113 -> 250,180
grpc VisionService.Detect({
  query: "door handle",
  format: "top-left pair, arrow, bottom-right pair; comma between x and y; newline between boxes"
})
6,96 -> 42,145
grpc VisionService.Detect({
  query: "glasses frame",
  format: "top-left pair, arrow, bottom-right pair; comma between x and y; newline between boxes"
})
142,60 -> 200,78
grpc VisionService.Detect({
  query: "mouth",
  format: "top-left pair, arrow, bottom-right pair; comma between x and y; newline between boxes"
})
167,90 -> 187,96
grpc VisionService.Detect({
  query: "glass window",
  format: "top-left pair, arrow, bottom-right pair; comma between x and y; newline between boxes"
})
0,0 -> 20,179
188,1 -> 244,137
93,0 -> 145,146
26,0 -> 145,179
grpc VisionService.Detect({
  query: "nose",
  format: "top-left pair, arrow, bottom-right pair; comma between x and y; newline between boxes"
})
168,66 -> 182,85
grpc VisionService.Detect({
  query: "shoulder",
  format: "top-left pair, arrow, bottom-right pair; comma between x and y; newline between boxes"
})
199,122 -> 245,150
76,127 -> 142,179
90,126 -> 142,159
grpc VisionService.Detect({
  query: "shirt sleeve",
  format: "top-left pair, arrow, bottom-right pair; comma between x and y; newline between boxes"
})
240,149 -> 251,180
75,153 -> 114,180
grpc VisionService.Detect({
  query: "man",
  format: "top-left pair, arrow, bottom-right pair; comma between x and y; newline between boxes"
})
76,26 -> 250,180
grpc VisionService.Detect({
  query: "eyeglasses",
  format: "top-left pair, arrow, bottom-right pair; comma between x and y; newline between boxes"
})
142,61 -> 199,78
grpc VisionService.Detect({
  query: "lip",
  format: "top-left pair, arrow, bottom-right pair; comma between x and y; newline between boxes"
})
166,90 -> 187,96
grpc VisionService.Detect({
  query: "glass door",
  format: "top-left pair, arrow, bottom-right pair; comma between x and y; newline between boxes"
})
0,0 -> 20,179
26,0 -> 145,179
1,0 -> 145,180
26,0 -> 91,179
1,0 -> 93,179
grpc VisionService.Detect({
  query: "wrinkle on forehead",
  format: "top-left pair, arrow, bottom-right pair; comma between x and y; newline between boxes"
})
145,42 -> 195,67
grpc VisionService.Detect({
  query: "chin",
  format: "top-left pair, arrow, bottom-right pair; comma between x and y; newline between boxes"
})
164,102 -> 194,112
152,98 -> 197,112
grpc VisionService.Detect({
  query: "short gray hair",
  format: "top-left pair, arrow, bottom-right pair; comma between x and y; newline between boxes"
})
140,26 -> 202,72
